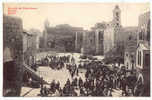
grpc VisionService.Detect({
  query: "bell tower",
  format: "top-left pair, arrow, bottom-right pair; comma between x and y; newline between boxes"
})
113,5 -> 121,46
113,5 -> 121,27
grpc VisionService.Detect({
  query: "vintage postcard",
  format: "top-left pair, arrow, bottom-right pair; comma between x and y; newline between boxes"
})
3,2 -> 150,97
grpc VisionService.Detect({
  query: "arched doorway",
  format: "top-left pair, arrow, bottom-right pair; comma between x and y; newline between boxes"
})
134,73 -> 144,96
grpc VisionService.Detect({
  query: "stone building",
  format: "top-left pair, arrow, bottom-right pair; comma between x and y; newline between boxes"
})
135,11 -> 150,96
75,5 -> 122,56
103,23 -> 115,55
76,25 -> 105,55
124,35 -> 137,70
104,5 -> 139,65
41,20 -> 83,52
3,15 -> 23,96
117,27 -> 138,64
75,31 -> 83,53
136,11 -> 150,72
103,5 -> 122,55
77,5 -> 122,56
28,29 -> 41,50
137,12 -> 150,44
23,30 -> 37,66
93,23 -> 105,55
3,15 -> 47,97
82,30 -> 96,55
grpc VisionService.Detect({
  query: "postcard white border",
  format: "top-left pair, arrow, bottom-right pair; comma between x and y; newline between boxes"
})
0,0 -> 151,100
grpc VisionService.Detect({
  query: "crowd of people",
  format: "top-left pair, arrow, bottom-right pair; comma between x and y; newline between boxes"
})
21,52 -> 145,97
82,61 -> 137,96
44,55 -> 71,70
66,63 -> 78,78
40,79 -> 61,96
64,61 -> 137,96
39,56 -> 140,97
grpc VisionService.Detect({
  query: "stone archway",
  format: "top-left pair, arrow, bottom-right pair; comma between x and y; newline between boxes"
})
137,73 -> 144,84
134,73 -> 144,96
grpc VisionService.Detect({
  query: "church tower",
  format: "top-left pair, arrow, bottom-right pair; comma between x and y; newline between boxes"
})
113,5 -> 121,27
113,5 -> 121,46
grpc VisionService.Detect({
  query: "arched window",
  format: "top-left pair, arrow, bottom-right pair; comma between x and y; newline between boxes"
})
147,20 -> 150,42
139,51 -> 141,66
138,51 -> 140,66
139,51 -> 142,66
139,31 -> 143,40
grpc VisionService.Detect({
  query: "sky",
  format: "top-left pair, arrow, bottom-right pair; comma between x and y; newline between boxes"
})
3,3 -> 150,33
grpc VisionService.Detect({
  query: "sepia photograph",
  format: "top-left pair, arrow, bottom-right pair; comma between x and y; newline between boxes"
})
3,3 -> 150,97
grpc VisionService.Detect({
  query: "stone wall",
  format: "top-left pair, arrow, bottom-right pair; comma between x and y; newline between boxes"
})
138,12 -> 150,44
104,25 -> 114,55
83,31 -> 96,55
75,31 -> 83,53
3,15 -> 23,96
23,31 -> 37,66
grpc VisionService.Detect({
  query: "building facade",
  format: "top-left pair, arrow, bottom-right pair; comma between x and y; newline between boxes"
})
135,11 -> 150,96
3,15 -> 23,96
104,5 -> 139,65
94,23 -> 105,55
136,11 -> 150,72
77,5 -> 122,56
103,5 -> 122,55
138,12 -> 150,44
95,29 -> 104,55
41,20 -> 83,52
82,31 -> 96,55
124,36 -> 137,70
23,31 -> 37,66
104,23 -> 115,55
75,31 -> 83,53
